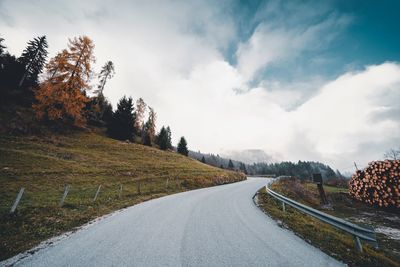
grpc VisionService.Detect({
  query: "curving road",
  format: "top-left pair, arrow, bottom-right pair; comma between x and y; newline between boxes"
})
6,178 -> 343,267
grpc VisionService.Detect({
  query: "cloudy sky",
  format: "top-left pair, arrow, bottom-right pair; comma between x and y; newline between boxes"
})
1,0 -> 399,171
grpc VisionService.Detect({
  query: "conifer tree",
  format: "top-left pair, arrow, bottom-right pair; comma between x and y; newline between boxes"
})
0,38 -> 5,56
156,126 -> 169,150
166,126 -> 172,149
34,36 -> 95,127
19,36 -> 48,87
95,61 -> 115,96
239,162 -> 247,174
107,96 -> 135,140
228,159 -> 234,169
177,137 -> 189,156
201,156 -> 206,163
85,94 -> 113,126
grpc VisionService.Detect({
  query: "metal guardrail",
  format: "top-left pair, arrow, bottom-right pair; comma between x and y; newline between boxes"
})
265,177 -> 378,252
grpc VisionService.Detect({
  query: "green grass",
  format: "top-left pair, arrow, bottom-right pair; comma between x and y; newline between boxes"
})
257,180 -> 400,266
0,131 -> 245,260
304,183 -> 348,194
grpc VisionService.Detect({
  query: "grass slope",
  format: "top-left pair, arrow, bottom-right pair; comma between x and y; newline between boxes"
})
0,131 -> 245,260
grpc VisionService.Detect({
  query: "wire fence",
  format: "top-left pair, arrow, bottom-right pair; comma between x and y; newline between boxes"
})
1,177 -> 187,215
1,174 -> 240,216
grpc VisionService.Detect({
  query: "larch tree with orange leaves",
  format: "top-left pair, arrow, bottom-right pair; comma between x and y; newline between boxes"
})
33,36 -> 95,127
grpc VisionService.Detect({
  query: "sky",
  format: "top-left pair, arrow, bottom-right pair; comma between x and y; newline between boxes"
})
1,0 -> 399,172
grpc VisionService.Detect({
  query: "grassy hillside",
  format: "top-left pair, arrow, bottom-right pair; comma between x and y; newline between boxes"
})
0,131 -> 245,260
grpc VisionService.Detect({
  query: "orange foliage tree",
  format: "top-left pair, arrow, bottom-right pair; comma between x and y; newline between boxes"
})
33,36 -> 95,127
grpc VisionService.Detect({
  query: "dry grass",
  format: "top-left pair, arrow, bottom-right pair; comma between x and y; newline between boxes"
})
257,179 -> 400,267
0,131 -> 245,260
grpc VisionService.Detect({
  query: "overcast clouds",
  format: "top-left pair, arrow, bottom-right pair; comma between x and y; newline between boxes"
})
1,0 -> 399,171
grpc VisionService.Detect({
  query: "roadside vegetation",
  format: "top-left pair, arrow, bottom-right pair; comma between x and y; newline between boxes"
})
257,178 -> 400,267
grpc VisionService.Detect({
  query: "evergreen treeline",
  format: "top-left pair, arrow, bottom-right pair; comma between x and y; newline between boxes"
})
188,151 -> 247,172
247,161 -> 343,180
0,35 -> 189,155
189,149 -> 343,180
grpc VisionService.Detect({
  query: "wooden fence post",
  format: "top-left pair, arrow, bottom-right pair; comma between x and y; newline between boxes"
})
10,187 -> 25,214
137,181 -> 141,195
119,184 -> 123,199
59,185 -> 70,207
93,185 -> 102,201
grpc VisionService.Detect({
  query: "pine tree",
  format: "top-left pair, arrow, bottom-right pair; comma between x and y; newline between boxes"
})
228,159 -> 234,169
18,36 -> 48,87
95,61 -> 115,96
0,38 -> 5,56
34,36 -> 95,127
0,54 -> 25,98
134,98 -> 146,132
156,126 -> 169,150
239,162 -> 247,174
85,94 -> 113,126
166,126 -> 172,149
177,137 -> 189,156
107,96 -> 135,140
201,156 -> 206,163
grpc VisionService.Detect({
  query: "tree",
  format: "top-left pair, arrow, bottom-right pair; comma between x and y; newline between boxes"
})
228,159 -> 234,169
156,126 -> 170,150
85,94 -> 113,126
134,98 -> 146,131
201,156 -> 206,163
0,54 -> 25,103
95,61 -> 115,96
18,36 -> 48,87
177,137 -> 189,156
107,96 -> 135,140
239,162 -> 247,174
166,126 -> 172,149
142,107 -> 156,146
384,148 -> 400,160
33,36 -> 95,127
0,37 -> 5,56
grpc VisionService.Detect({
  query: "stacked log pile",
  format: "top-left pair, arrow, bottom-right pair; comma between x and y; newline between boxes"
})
349,160 -> 399,209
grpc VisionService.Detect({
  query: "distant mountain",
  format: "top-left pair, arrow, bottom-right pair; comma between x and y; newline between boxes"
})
221,149 -> 274,164
188,150 -> 244,170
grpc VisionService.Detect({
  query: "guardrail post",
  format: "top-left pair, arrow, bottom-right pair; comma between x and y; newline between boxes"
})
59,185 -> 70,207
282,202 -> 286,212
165,178 -> 169,190
354,236 -> 363,253
10,187 -> 25,214
93,185 -> 102,201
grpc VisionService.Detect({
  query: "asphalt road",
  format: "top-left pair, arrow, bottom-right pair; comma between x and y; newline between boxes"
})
6,178 -> 344,267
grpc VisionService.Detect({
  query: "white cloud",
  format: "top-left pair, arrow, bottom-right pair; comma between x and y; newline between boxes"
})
0,0 -> 398,171
235,12 -> 351,82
